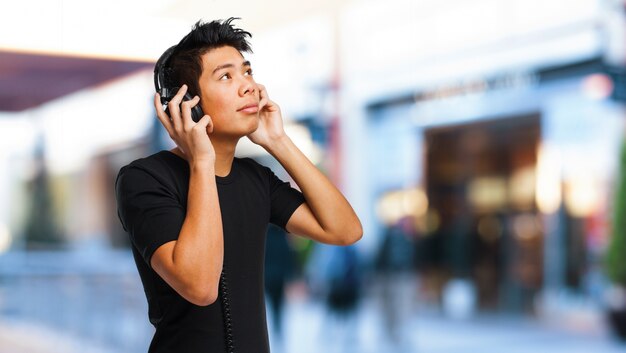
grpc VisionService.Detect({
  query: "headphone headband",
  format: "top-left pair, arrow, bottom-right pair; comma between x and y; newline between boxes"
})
154,45 -> 178,102
153,45 -> 204,122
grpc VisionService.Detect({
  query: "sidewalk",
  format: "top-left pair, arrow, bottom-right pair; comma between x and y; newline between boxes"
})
1,249 -> 623,353
1,289 -> 625,353
272,296 -> 626,353
0,318 -> 116,353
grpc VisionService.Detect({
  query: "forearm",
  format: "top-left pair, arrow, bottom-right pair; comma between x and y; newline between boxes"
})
172,162 -> 224,295
266,135 -> 362,240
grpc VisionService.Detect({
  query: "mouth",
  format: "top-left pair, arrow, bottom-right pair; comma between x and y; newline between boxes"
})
237,103 -> 259,114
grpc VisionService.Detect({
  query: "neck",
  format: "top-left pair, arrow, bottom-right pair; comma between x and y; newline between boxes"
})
170,136 -> 239,177
212,137 -> 238,177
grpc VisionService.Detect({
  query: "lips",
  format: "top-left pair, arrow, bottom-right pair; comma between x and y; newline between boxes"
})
237,103 -> 259,114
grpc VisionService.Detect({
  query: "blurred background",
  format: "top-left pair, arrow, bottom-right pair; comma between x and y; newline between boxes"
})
1,0 -> 626,352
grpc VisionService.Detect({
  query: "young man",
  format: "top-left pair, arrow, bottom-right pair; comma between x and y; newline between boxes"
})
115,18 -> 362,353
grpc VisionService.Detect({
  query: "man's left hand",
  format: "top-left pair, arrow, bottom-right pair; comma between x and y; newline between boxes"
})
247,83 -> 287,149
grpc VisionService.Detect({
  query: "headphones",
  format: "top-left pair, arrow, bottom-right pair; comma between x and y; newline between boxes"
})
154,45 -> 204,122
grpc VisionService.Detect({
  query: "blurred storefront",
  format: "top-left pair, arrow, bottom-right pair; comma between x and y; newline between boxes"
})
3,1 -> 626,351
338,0 -> 626,318
1,0 -> 623,320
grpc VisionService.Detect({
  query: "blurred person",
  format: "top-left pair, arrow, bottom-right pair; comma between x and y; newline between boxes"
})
326,245 -> 361,316
114,18 -> 362,353
264,223 -> 296,344
306,243 -> 363,353
374,216 -> 418,352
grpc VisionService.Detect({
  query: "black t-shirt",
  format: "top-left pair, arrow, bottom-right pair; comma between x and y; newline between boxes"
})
115,150 -> 305,353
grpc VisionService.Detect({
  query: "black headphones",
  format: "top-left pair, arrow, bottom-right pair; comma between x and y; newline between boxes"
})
154,45 -> 204,122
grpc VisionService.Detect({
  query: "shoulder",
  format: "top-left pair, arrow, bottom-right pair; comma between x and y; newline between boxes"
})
120,151 -> 178,174
116,151 -> 186,195
117,153 -> 157,185
236,156 -> 268,171
235,157 -> 273,180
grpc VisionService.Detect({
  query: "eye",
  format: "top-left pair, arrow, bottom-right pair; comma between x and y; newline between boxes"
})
219,73 -> 231,81
245,68 -> 253,76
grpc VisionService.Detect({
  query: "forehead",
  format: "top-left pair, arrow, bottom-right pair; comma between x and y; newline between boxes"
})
201,46 -> 246,70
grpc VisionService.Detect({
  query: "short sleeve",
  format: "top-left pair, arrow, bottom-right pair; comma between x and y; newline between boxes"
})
268,168 -> 305,231
115,166 -> 185,268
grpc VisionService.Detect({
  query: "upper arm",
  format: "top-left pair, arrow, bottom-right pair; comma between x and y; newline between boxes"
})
116,167 -> 214,305
115,167 -> 184,265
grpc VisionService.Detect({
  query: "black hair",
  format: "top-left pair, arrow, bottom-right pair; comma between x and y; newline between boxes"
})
167,17 -> 253,98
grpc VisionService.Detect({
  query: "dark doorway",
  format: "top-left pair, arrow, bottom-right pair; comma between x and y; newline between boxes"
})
420,114 -> 542,313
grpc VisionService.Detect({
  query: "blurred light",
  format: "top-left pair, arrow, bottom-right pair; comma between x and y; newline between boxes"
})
0,223 -> 12,253
509,166 -> 536,210
536,144 -> 562,214
377,191 -> 405,226
564,174 -> 601,217
402,188 -> 428,217
512,213 -> 540,241
420,209 -> 441,235
376,187 -> 428,225
582,73 -> 614,100
467,177 -> 507,212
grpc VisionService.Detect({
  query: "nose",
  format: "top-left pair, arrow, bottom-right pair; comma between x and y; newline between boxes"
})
239,80 -> 256,97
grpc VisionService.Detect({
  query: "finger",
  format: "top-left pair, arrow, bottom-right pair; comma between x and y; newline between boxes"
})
181,95 -> 201,130
195,114 -> 214,134
154,93 -> 173,133
257,84 -> 269,108
258,95 -> 268,110
259,98 -> 268,111
257,83 -> 267,99
170,84 -> 188,106
167,84 -> 188,131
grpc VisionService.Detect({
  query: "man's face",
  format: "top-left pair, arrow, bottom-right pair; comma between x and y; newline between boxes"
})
197,45 -> 260,138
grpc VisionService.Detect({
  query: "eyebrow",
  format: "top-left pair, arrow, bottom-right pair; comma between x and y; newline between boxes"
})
212,60 -> 251,75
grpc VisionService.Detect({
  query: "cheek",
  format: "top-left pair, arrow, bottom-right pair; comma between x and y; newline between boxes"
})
200,93 -> 228,117
200,95 -> 234,130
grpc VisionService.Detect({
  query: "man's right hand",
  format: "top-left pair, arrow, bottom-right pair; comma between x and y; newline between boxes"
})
154,84 -> 215,165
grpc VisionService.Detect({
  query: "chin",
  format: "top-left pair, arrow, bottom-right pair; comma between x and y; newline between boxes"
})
227,122 -> 258,139
246,117 -> 260,134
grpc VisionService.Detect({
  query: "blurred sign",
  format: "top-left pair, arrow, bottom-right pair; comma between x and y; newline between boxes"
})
413,72 -> 538,104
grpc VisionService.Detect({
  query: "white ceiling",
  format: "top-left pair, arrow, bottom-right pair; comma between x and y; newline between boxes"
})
1,0 -> 356,61
162,0 -> 351,33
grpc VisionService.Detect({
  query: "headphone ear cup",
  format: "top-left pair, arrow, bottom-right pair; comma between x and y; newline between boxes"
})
191,105 -> 204,123
182,92 -> 204,123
